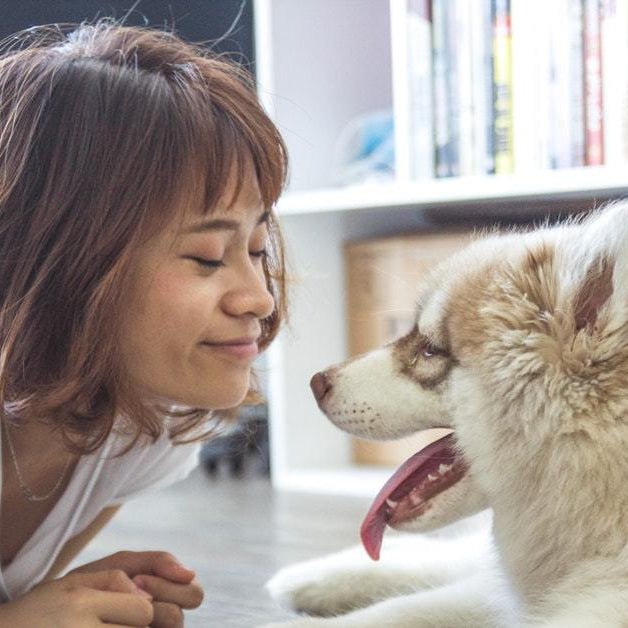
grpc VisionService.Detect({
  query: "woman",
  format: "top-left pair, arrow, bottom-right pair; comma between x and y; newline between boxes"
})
0,19 -> 287,627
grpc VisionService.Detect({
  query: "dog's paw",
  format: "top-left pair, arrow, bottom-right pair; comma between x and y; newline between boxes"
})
266,549 -> 385,617
266,564 -> 353,617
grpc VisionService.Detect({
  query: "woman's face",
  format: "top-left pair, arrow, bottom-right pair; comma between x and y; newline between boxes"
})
118,174 -> 275,409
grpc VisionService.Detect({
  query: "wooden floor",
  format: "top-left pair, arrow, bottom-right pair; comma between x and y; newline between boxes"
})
69,465 -> 373,627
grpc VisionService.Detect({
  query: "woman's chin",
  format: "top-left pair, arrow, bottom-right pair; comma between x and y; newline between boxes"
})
191,382 -> 250,411
147,382 -> 250,412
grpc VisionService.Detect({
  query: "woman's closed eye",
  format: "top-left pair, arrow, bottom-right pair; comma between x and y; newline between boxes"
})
250,248 -> 267,260
185,256 -> 225,269
184,249 -> 267,269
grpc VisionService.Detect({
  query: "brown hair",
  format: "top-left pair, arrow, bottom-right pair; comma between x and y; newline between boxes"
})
0,21 -> 288,453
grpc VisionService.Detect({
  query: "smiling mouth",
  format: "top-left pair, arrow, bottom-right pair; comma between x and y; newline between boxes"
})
200,340 -> 259,360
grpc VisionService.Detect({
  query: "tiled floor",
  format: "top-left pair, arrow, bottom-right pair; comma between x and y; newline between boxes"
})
69,465 -> 372,627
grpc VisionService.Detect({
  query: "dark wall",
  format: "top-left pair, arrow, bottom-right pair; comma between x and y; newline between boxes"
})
0,0 -> 255,70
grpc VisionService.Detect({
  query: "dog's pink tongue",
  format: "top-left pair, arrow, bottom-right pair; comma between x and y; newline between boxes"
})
360,433 -> 458,561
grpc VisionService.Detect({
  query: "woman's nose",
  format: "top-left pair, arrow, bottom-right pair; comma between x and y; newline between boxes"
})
223,265 -> 275,319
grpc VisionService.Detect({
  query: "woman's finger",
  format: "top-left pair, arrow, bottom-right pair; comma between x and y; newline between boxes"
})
133,574 -> 204,609
150,601 -> 184,628
86,589 -> 153,626
72,551 -> 195,584
147,552 -> 196,583
63,569 -> 146,596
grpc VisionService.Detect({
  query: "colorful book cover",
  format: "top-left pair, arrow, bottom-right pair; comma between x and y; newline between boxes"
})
584,0 -> 604,165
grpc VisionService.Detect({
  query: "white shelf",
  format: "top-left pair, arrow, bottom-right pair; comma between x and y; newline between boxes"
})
277,166 -> 628,215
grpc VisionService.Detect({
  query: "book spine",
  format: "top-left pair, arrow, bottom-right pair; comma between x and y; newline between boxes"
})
548,0 -> 575,169
601,0 -> 628,164
432,0 -> 451,177
454,0 -> 474,176
407,0 -> 435,179
485,0 -> 496,174
584,0 -> 604,165
471,0 -> 495,175
568,0 -> 585,167
492,0 -> 514,174
512,0 -> 545,172
445,0 -> 461,176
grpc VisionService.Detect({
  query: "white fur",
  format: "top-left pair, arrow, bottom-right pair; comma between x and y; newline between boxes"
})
263,204 -> 628,627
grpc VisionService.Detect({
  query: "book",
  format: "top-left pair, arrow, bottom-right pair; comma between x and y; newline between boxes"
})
493,0 -> 515,174
548,0 -> 585,168
432,0 -> 455,177
584,0 -> 605,165
407,0 -> 435,180
567,0 -> 586,167
471,0 -> 495,174
601,0 -> 628,165
453,0 -> 475,176
511,0 -> 549,172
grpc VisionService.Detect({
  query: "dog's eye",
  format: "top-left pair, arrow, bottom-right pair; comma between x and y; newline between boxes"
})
410,344 -> 446,365
421,344 -> 448,360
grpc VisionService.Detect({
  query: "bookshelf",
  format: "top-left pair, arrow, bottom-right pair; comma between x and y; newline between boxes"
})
254,0 -> 628,496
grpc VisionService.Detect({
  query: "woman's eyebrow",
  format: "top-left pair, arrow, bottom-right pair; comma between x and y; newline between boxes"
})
183,210 -> 269,234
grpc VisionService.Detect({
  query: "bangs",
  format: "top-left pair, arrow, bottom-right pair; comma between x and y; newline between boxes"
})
138,61 -> 287,233
185,75 -> 287,217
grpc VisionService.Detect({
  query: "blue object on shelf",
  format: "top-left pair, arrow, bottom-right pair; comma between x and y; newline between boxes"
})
333,109 -> 395,185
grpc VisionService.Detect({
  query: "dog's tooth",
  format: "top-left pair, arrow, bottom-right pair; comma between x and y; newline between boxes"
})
427,473 -> 439,482
386,498 -> 398,509
438,464 -> 453,475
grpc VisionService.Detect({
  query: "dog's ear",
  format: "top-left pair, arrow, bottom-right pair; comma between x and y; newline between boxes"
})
560,202 -> 628,334
572,255 -> 614,332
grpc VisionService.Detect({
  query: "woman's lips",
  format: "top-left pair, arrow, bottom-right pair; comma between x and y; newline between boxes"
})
201,338 -> 260,360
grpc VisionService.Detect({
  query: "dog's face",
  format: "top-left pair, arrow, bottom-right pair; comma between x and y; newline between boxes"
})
311,204 -> 628,560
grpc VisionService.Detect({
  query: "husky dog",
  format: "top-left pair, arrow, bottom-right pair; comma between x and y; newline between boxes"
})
264,203 -> 628,627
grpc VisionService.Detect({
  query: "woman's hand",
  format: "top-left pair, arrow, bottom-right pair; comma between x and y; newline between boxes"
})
70,551 -> 204,628
0,569 -> 154,627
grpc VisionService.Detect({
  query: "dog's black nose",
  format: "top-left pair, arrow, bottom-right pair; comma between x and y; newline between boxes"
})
310,372 -> 332,404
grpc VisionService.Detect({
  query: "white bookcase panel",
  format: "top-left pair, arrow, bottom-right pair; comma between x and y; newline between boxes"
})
255,0 -> 392,192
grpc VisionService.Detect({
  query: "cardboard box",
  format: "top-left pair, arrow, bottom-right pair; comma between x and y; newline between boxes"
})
344,231 -> 472,466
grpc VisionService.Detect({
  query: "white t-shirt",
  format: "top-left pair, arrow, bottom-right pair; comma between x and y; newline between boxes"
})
0,424 -> 200,601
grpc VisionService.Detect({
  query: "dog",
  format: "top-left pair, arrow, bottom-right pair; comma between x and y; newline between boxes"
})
263,202 -> 628,627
